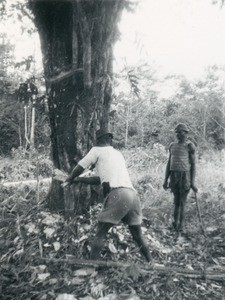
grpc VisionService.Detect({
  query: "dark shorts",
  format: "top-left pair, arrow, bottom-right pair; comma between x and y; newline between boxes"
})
169,171 -> 191,194
97,187 -> 142,225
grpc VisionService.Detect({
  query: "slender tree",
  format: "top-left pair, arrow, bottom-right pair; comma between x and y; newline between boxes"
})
28,0 -> 130,216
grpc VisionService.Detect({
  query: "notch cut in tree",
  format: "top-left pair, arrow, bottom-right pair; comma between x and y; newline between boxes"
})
29,0 -> 128,216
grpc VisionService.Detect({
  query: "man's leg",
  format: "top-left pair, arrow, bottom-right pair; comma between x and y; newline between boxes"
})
90,222 -> 113,260
173,191 -> 180,231
178,190 -> 189,231
128,225 -> 151,262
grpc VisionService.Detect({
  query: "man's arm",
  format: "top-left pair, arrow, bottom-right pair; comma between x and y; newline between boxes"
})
62,147 -> 99,187
63,169 -> 100,187
62,164 -> 85,187
163,154 -> 171,190
75,176 -> 100,185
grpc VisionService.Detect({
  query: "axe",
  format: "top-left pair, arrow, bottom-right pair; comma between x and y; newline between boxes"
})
53,168 -> 68,181
53,168 -> 99,188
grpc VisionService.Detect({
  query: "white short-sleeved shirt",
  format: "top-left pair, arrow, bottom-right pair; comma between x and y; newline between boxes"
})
78,146 -> 134,189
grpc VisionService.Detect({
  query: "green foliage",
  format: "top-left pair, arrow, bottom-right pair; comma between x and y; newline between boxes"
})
167,67 -> 225,150
1,0 -> 34,32
0,93 -> 22,155
0,0 -> 7,19
126,68 -> 140,98
112,63 -> 159,148
0,147 -> 53,182
122,145 -> 168,205
112,64 -> 225,151
0,124 -> 20,155
0,30 -> 51,154
0,88 -> 50,155
0,148 -> 52,213
0,34 -> 15,95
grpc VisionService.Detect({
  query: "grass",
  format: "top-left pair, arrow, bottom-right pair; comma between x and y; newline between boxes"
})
123,146 -> 225,233
1,145 -> 224,230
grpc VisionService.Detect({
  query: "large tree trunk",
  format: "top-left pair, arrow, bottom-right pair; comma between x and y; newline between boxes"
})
29,0 -> 125,217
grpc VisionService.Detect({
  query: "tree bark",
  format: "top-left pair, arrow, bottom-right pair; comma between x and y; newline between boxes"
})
29,0 -> 125,216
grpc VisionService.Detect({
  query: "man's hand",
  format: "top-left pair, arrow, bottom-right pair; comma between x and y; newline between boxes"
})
61,176 -> 74,188
61,177 -> 81,188
61,181 -> 70,188
191,183 -> 198,193
163,180 -> 169,190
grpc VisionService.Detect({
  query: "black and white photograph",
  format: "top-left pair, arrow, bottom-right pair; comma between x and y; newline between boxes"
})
0,0 -> 225,299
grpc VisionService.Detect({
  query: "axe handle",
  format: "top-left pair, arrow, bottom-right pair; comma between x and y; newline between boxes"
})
194,192 -> 206,236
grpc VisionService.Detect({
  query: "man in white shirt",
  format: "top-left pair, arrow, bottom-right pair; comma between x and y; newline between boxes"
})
63,129 -> 151,262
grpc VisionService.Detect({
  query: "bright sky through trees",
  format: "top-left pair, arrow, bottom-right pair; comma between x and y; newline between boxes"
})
114,0 -> 225,79
2,0 -> 225,80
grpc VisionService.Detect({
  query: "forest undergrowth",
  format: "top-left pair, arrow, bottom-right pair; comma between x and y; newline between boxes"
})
0,146 -> 225,300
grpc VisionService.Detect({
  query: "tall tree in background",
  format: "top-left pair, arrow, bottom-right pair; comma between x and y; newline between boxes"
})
0,31 -> 48,154
28,0 -> 130,215
0,34 -> 21,154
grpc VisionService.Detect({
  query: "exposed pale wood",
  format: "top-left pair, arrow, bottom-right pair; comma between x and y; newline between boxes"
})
45,68 -> 83,84
0,170 -> 98,188
1,178 -> 51,187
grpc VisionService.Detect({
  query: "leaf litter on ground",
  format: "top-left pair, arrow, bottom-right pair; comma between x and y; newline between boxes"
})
1,151 -> 225,299
1,194 -> 225,300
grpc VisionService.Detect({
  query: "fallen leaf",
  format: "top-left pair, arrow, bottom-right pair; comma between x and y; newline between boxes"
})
78,235 -> 88,243
71,277 -> 86,285
206,226 -> 217,232
91,283 -> 105,298
117,232 -> 125,242
37,273 -> 50,281
43,227 -> 56,238
74,268 -> 95,276
26,222 -> 39,234
186,264 -> 194,270
41,213 -> 62,225
38,265 -> 47,272
49,278 -> 58,285
125,264 -> 141,281
211,283 -> 222,289
13,248 -> 24,257
108,242 -> 117,254
53,241 -> 61,251
55,294 -> 77,300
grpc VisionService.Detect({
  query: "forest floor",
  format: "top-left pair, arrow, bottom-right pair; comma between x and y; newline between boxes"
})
0,147 -> 225,300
